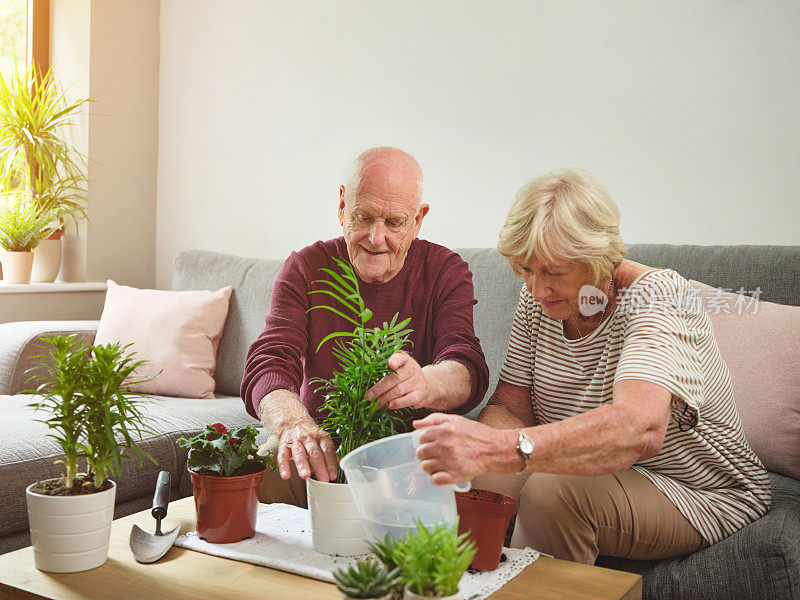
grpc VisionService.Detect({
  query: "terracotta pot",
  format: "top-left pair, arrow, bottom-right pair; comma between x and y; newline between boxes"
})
455,488 -> 517,570
188,467 -> 265,543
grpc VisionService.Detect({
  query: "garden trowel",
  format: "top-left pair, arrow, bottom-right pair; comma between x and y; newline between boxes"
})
130,470 -> 181,563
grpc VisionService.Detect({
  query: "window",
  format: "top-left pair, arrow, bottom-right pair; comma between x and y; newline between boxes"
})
0,0 -> 49,78
0,0 -> 28,77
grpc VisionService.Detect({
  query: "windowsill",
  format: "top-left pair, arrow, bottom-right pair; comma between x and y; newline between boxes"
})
0,282 -> 108,294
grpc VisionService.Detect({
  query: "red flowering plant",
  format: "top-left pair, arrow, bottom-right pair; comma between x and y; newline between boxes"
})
177,423 -> 276,477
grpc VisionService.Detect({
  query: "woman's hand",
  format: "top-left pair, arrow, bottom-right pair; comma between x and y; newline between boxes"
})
413,413 -> 521,485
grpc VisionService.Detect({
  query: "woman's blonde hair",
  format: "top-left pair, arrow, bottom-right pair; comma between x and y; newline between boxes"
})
497,167 -> 627,285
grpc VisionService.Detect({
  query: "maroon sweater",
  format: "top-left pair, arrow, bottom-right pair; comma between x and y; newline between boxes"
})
240,237 -> 489,428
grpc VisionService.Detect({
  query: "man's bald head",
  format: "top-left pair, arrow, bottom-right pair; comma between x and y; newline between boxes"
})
343,147 -> 424,207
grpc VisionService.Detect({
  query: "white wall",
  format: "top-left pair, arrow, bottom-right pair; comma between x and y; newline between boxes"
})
157,1 -> 800,289
52,0 -> 159,288
85,0 -> 159,288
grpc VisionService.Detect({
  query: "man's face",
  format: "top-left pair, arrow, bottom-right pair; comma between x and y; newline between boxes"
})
338,168 -> 429,284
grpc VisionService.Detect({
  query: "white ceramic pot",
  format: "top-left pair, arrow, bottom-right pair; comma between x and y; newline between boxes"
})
31,238 -> 63,283
26,479 -> 117,573
306,478 -> 370,556
0,250 -> 34,284
404,589 -> 462,600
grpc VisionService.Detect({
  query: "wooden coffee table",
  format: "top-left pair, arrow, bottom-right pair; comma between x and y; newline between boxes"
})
0,497 -> 641,600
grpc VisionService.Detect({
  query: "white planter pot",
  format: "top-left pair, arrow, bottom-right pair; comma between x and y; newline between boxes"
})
26,479 -> 117,573
404,589 -> 462,600
306,478 -> 370,556
0,250 -> 34,284
31,238 -> 63,283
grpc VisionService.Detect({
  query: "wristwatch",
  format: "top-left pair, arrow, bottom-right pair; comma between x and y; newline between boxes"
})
514,428 -> 535,473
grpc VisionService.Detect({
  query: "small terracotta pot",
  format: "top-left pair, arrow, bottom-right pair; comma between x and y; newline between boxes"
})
455,488 -> 517,570
188,467 -> 265,543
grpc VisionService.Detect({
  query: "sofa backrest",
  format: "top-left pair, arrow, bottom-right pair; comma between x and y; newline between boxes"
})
172,250 -> 284,398
172,244 -> 800,405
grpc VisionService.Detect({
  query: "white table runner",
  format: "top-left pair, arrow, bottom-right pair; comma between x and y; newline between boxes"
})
174,503 -> 539,600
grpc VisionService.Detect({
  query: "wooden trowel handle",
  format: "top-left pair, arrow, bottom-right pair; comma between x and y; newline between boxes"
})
151,471 -> 171,520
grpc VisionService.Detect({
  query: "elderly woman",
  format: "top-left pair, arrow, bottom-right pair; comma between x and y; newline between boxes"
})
413,167 -> 771,564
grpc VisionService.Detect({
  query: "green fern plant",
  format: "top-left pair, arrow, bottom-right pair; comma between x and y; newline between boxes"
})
332,557 -> 401,599
309,257 -> 414,483
0,190 -> 59,252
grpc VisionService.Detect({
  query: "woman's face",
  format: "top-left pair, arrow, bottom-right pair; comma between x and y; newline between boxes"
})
516,256 -> 596,321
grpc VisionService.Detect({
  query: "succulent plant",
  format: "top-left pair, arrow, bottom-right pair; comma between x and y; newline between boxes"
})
368,533 -> 401,572
332,557 -> 401,600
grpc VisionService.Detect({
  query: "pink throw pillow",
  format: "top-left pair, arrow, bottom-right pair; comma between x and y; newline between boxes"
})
94,280 -> 233,399
690,280 -> 800,480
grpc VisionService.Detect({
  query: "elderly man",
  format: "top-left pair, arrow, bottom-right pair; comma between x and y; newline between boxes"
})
241,147 -> 489,506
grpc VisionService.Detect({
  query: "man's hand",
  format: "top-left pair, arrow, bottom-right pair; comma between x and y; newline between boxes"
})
275,421 -> 339,483
366,352 -> 429,410
413,413 -> 521,485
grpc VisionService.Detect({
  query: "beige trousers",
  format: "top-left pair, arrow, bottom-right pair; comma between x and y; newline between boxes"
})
473,468 -> 708,564
258,462 -> 308,509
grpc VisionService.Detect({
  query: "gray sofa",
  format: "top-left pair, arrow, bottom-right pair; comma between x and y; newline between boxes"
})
1,245 -> 798,600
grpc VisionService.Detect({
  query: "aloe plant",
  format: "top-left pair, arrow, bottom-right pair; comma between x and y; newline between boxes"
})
308,257 -> 413,482
332,557 -> 401,599
392,520 -> 477,597
0,62 -> 89,224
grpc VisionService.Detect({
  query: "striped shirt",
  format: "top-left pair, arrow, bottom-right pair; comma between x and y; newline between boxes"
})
499,269 -> 771,543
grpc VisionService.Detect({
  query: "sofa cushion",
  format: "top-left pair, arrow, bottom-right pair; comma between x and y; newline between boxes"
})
689,280 -> 800,480
0,393 -> 260,553
94,280 -> 233,399
596,472 -> 800,600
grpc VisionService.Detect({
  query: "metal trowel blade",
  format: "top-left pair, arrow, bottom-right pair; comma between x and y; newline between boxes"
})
130,523 -> 181,564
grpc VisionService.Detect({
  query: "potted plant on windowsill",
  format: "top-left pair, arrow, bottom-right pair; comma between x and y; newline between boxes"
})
177,423 -> 277,543
0,63 -> 90,282
306,258 -> 413,556
392,520 -> 477,600
25,334 -> 158,573
0,190 -> 59,283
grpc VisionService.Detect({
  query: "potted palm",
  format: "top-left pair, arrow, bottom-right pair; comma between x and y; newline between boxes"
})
306,258 -> 413,556
392,520 -> 477,600
0,190 -> 59,283
177,423 -> 276,543
0,63 -> 89,282
25,334 -> 158,573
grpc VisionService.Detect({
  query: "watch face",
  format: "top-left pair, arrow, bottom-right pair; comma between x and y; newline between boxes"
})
519,437 -> 534,455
